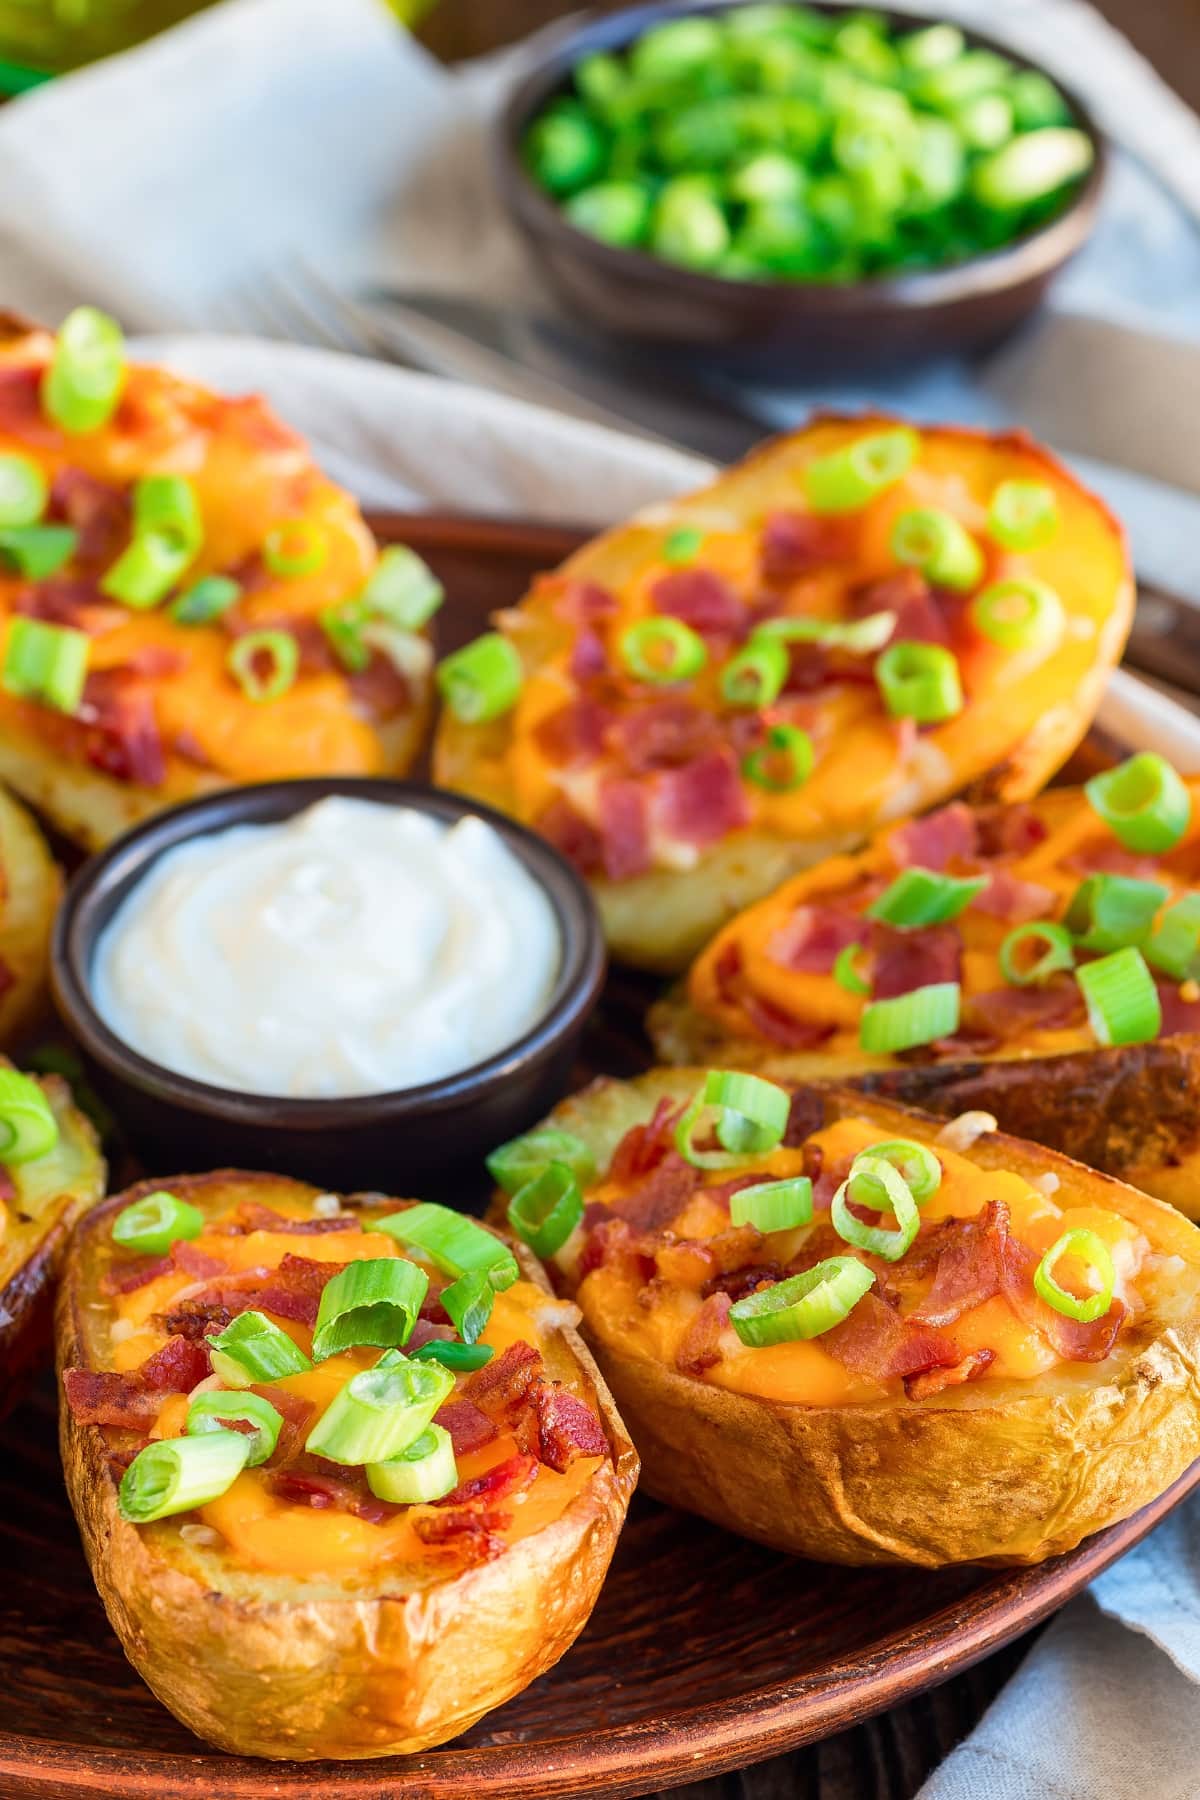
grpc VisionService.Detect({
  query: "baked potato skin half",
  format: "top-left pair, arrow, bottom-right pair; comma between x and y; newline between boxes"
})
0,318 -> 431,852
0,784 -> 61,1044
0,1067 -> 105,1413
57,1172 -> 638,1760
528,1070 -> 1200,1567
435,416 -> 1133,972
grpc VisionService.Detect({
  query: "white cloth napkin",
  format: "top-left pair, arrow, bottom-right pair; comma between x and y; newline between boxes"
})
136,332 -> 1200,1799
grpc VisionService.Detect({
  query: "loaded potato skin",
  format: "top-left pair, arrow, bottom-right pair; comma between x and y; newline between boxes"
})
435,415 -> 1133,971
0,315 -> 433,849
508,1070 -> 1200,1567
57,1172 -> 637,1759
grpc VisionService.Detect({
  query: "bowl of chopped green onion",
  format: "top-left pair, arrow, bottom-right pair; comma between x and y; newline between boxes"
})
497,1 -> 1104,365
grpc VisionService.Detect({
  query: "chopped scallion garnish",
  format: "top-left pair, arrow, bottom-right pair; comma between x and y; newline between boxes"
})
366,1422 -> 458,1504
305,1354 -> 454,1466
208,1310 -> 313,1387
118,1432 -> 249,1523
868,866 -> 985,929
1033,1227 -> 1116,1324
437,632 -> 523,722
729,1256 -> 875,1346
1085,753 -> 1191,855
1076,946 -> 1161,1046
859,981 -> 960,1054
112,1189 -> 203,1256
310,1257 -> 429,1361
186,1390 -> 283,1467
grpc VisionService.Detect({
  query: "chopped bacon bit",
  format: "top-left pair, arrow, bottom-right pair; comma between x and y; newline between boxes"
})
138,1335 -> 212,1391
12,577 -> 125,635
102,1254 -> 172,1296
171,1241 -> 228,1280
465,1341 -> 545,1439
870,921 -> 962,1000
910,1203 -> 1007,1327
704,1261 -> 785,1302
655,750 -> 750,848
1156,980 -> 1200,1037
598,777 -> 652,880
1065,840 -> 1162,880
266,1466 -> 388,1524
611,700 -> 720,773
578,1216 -> 656,1286
890,803 -> 978,871
74,668 -> 167,788
533,696 -> 611,767
348,650 -> 411,723
676,1292 -> 732,1375
48,468 -> 130,568
742,991 -> 836,1050
609,1161 -> 697,1235
905,1347 -> 996,1400
440,1451 -> 538,1507
536,1387 -> 607,1470
767,904 -> 864,974
411,1506 -> 507,1564
250,1384 -> 314,1465
63,1334 -> 210,1429
568,625 -> 609,684
824,1291 -> 959,1382
0,365 -> 60,447
535,797 -> 603,876
407,1317 -> 454,1351
552,579 -> 617,625
760,510 -> 857,582
850,570 -> 949,647
975,804 -> 1047,859
253,1253 -> 347,1325
609,1097 -> 681,1185
651,568 -> 744,639
230,1201 -> 353,1236
435,1398 -> 499,1458
962,978 -> 1085,1040
161,1254 -> 344,1336
783,1088 -> 827,1148
971,868 -> 1056,922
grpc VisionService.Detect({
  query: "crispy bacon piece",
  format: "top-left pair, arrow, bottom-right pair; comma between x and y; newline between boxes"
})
48,468 -> 130,568
704,1261 -> 785,1303
171,1241 -> 229,1280
767,904 -> 864,974
568,626 -> 609,684
254,1253 -> 347,1325
1157,980 -> 1200,1036
962,979 -> 1085,1039
535,1387 -> 607,1470
1065,840 -> 1162,880
440,1451 -> 538,1508
598,777 -> 652,880
905,1347 -> 996,1400
349,651 -> 411,723
971,868 -> 1056,922
577,1216 -> 656,1285
0,365 -> 59,447
870,921 -> 962,1000
465,1342 -> 545,1442
975,803 -> 1047,859
250,1384 -> 315,1466
676,1292 -> 732,1375
102,1254 -> 173,1296
655,750 -> 750,848
609,1161 -> 697,1235
824,1292 -> 960,1382
535,797 -> 603,876
551,578 -> 617,625
651,568 -> 743,639
267,1463 -> 389,1525
743,991 -> 836,1050
407,1317 -> 454,1351
890,803 -> 979,871
851,570 -> 949,647
612,699 -> 720,773
910,1202 -> 1008,1327
411,1506 -> 508,1564
534,697 -> 611,768
435,1398 -> 500,1458
74,668 -> 167,788
161,1253 -> 344,1336
609,1096 -> 681,1185
63,1334 -> 210,1429
13,576 -> 126,635
760,510 -> 857,581
229,1201 -> 355,1236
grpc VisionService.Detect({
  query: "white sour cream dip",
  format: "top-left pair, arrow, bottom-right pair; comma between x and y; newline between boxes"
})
91,797 -> 562,1099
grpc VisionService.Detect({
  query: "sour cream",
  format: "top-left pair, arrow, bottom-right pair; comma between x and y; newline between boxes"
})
91,798 -> 562,1099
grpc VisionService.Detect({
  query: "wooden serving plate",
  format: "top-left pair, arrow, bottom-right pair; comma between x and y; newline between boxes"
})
0,512 -> 1192,1800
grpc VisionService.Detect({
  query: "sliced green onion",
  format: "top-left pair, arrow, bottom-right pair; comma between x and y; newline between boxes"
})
890,508 -> 984,592
227,629 -> 299,703
186,1390 -> 283,1468
663,525 -> 703,566
487,1127 -> 597,1197
804,428 -> 919,513
263,520 -> 327,579
729,1256 -> 875,1346
168,575 -> 241,626
875,641 -> 962,724
742,723 -> 814,793
868,866 -> 985,928
832,1156 -> 920,1261
0,1069 -> 58,1164
100,531 -> 194,610
860,982 -> 960,1054
853,1139 -> 942,1202
367,1423 -> 458,1505
1033,1227 -> 1116,1324
42,306 -> 126,435
134,476 -> 203,551
1085,753 -> 1192,855
0,454 -> 47,528
112,1189 -> 203,1256
1063,874 -> 1167,953
310,1257 -> 429,1361
833,941 -> 870,996
720,637 -> 788,710
319,600 -> 370,672
368,1202 -> 519,1291
675,1069 -> 790,1170
899,22 -> 964,70
438,1268 -> 494,1344
1145,895 -> 1200,981
755,610 -> 897,654
437,632 -> 523,723
971,578 -> 1065,654
988,480 -> 1059,551
361,545 -> 444,629
1076,946 -> 1161,1047
208,1311 -> 313,1388
619,616 -> 708,685
410,1339 -> 495,1372
306,1354 -> 454,1465
118,1432 -> 248,1524
972,127 -> 1094,211
0,524 -> 79,579
999,921 -> 1076,986
508,1163 -> 584,1260
729,1176 -> 813,1232
2,617 -> 88,714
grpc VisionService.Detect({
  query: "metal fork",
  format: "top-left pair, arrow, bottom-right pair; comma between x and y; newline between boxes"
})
211,260 -> 669,443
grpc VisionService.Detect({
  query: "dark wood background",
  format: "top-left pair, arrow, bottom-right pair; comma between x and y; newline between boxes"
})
410,6 -> 1198,1797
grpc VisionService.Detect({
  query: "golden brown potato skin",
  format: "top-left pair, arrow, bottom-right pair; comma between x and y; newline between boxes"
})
533,1070 -> 1200,1567
0,1068 -> 105,1417
57,1171 -> 638,1760
0,785 -> 61,1044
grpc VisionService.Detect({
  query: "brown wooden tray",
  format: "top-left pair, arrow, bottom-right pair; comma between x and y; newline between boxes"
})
0,510 -> 1192,1800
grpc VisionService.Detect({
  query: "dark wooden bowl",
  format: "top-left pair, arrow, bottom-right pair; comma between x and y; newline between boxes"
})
50,778 -> 606,1196
495,0 -> 1107,370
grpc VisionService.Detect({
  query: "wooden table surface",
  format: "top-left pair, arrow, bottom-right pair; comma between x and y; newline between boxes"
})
410,5 -> 1195,1796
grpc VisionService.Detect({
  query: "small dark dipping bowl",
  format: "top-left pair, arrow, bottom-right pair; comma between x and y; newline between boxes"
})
497,0 -> 1106,369
51,780 -> 606,1200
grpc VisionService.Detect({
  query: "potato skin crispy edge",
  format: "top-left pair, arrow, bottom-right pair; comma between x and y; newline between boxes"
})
538,1070 -> 1200,1567
56,1173 -> 638,1760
